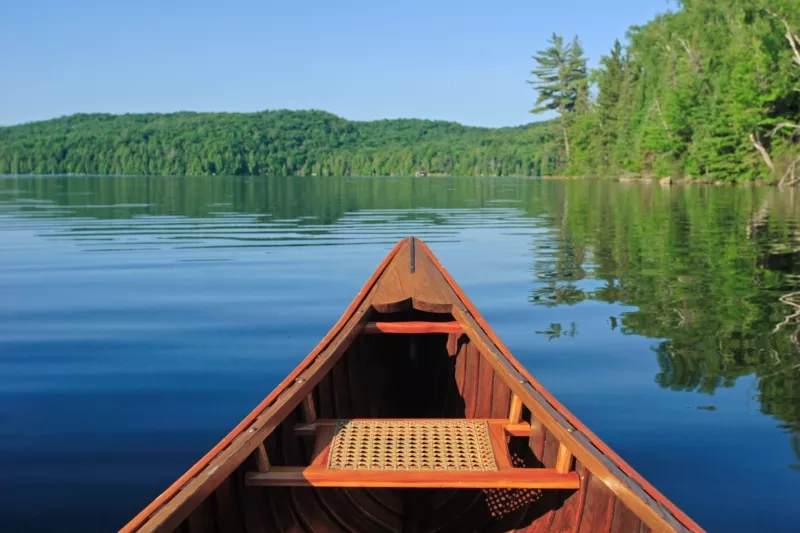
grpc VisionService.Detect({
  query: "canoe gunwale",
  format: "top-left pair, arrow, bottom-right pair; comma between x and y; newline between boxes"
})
118,240 -> 406,533
417,239 -> 705,533
119,237 -> 706,533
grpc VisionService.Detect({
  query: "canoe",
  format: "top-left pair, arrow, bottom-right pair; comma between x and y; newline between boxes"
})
120,237 -> 705,533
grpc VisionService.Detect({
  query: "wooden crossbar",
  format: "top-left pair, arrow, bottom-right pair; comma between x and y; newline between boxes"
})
362,321 -> 463,334
294,418 -> 532,438
245,467 -> 580,489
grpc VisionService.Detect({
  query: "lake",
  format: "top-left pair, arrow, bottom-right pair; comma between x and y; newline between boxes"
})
1,175 -> 798,532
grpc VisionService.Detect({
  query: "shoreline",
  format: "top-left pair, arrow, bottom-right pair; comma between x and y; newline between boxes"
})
0,172 -> 786,187
539,174 -> 782,187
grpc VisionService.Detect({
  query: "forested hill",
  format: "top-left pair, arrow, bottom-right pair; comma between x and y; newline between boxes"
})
0,110 -> 557,177
7,1 -> 797,182
529,0 -> 800,184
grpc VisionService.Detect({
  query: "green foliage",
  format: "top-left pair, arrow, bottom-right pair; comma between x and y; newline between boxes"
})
0,110 -> 557,177
529,180 -> 800,432
528,34 -> 590,165
528,34 -> 589,117
562,0 -> 800,181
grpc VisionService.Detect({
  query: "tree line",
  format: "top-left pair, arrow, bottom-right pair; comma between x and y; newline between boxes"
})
2,0 -> 798,182
529,0 -> 800,184
0,110 -> 557,177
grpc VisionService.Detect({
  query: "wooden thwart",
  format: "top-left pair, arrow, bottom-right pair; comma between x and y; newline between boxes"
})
245,467 -> 580,489
294,418 -> 532,438
363,321 -> 463,334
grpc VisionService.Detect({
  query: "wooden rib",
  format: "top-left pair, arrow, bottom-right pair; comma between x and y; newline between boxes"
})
549,461 -> 587,532
529,418 -> 544,437
417,239 -> 704,533
490,367 -> 512,419
509,393 -> 523,424
451,304 -> 692,532
254,443 -> 270,473
570,463 -> 591,533
611,497 -> 648,533
302,394 -> 317,423
556,443 -> 573,473
577,472 -> 618,533
245,468 -> 581,489
363,321 -> 462,334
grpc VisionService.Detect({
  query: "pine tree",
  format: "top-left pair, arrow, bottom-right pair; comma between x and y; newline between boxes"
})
528,34 -> 589,165
593,40 -> 627,171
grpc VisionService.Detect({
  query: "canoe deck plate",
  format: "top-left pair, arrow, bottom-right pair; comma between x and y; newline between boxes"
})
327,419 -> 499,471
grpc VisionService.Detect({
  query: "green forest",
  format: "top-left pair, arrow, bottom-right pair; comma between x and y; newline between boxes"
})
1,0 -> 798,182
0,111 -> 557,177
530,0 -> 800,184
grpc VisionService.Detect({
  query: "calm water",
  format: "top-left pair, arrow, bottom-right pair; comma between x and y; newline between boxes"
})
1,175 -> 799,532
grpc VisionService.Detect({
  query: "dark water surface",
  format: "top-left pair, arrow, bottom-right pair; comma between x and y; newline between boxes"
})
1,176 -> 799,532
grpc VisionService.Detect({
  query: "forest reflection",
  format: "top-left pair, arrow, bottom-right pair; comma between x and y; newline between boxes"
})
1,175 -> 798,466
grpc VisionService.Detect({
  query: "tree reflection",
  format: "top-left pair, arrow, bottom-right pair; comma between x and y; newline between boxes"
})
528,181 -> 800,445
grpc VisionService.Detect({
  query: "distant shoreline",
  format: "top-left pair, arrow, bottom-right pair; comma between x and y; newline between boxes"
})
0,172 -> 784,187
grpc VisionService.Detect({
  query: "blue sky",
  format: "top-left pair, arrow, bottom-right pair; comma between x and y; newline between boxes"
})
2,0 -> 677,127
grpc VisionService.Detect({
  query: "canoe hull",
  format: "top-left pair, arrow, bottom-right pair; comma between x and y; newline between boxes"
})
121,238 -> 703,533
171,327 -> 654,533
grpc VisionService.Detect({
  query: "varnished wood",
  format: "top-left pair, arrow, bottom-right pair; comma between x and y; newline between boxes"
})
254,443 -> 270,473
293,418 -> 532,438
244,468 -> 581,490
134,317 -> 367,533
450,305 -> 692,533
528,419 -> 544,439
310,423 -> 336,465
489,423 -> 513,469
302,394 -> 317,423
120,237 -> 704,533
505,422 -> 533,437
250,416 -> 574,490
416,239 -> 704,532
509,394 -> 524,424
555,444 -> 573,474
363,321 -> 463,335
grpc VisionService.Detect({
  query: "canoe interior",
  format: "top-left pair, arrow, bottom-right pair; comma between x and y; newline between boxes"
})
172,306 -> 654,533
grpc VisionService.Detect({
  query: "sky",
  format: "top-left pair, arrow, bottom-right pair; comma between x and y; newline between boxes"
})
1,0 -> 678,128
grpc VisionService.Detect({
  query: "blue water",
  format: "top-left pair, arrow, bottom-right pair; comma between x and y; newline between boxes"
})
0,175 -> 798,532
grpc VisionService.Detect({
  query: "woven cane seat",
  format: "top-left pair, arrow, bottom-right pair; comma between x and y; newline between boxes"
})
327,419 -> 499,472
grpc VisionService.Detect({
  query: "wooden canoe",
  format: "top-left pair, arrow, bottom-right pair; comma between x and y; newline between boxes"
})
120,237 -> 705,533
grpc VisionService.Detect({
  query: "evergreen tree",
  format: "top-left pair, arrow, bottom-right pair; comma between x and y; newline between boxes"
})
528,34 -> 590,165
564,0 -> 800,183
